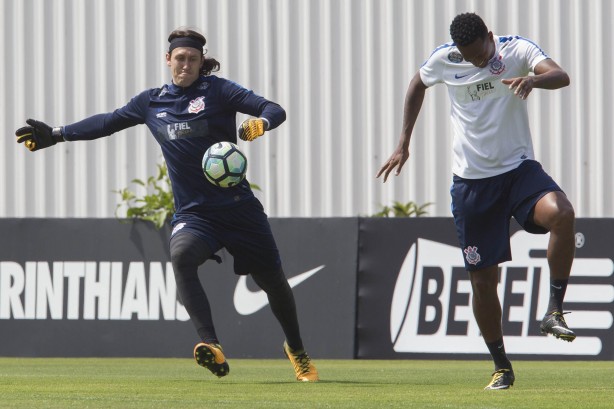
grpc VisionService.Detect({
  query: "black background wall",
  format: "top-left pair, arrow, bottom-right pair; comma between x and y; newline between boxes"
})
0,218 -> 358,359
357,218 -> 614,360
1,218 -> 612,360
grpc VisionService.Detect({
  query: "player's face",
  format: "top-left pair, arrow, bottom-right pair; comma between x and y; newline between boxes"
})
166,47 -> 204,87
456,32 -> 495,68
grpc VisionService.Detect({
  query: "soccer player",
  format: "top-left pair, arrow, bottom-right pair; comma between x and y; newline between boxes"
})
15,27 -> 318,382
377,13 -> 575,390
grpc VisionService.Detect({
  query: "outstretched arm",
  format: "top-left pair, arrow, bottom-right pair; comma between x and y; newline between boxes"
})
501,59 -> 570,100
15,91 -> 150,151
376,71 -> 428,182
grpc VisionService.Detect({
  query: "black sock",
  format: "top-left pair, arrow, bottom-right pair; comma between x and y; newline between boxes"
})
170,233 -> 219,344
547,279 -> 568,314
486,338 -> 512,371
252,269 -> 304,351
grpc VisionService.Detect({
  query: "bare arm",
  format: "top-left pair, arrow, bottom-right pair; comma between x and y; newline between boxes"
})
501,59 -> 570,100
376,71 -> 428,182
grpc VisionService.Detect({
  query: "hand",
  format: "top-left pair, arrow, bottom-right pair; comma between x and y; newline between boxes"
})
376,147 -> 410,182
15,119 -> 64,151
238,118 -> 268,141
501,76 -> 535,100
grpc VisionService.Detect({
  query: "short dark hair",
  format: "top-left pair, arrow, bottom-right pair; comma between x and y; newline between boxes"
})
167,28 -> 221,76
449,13 -> 488,46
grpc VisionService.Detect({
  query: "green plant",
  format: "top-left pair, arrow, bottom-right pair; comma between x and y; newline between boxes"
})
114,161 -> 262,229
114,162 -> 175,229
372,201 -> 433,217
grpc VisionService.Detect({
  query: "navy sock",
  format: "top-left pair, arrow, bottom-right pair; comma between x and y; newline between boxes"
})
486,338 -> 512,371
170,233 -> 219,344
547,279 -> 568,314
252,269 -> 304,351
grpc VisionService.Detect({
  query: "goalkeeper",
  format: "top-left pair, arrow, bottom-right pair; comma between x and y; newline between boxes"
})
15,27 -> 318,382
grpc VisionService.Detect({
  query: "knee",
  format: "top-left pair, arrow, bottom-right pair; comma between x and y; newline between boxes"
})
546,202 -> 575,235
537,193 -> 575,231
555,202 -> 575,228
170,239 -> 190,266
170,246 -> 191,269
170,233 -> 210,270
470,270 -> 499,301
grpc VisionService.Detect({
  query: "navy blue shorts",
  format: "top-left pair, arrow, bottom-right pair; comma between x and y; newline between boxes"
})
450,160 -> 562,271
170,198 -> 281,275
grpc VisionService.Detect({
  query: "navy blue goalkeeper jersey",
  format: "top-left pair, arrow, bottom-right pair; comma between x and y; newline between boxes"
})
62,76 -> 286,214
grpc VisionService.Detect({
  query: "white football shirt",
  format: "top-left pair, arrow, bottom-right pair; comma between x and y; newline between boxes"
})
420,35 -> 549,179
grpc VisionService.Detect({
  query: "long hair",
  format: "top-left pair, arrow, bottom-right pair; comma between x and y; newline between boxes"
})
167,28 -> 221,76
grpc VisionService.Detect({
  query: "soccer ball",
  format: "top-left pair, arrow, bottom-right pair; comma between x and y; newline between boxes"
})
202,142 -> 248,188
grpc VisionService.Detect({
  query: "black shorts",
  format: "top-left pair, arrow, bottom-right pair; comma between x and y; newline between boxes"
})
450,160 -> 562,271
170,198 -> 281,275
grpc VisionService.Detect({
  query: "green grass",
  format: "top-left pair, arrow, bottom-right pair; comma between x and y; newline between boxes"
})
0,358 -> 612,408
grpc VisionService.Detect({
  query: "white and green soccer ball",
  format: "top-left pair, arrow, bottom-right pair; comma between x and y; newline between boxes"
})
202,141 -> 248,188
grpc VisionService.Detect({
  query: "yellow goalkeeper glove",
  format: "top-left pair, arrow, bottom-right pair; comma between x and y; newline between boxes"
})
238,118 -> 269,141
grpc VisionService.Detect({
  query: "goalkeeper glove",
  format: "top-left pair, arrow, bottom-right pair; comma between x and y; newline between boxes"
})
15,119 -> 64,152
238,118 -> 269,141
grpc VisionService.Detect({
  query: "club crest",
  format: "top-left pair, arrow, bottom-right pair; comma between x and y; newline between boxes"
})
489,56 -> 505,75
464,245 -> 481,265
188,96 -> 206,114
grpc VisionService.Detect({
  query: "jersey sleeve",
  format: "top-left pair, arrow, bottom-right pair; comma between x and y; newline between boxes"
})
218,79 -> 286,130
518,37 -> 550,72
419,44 -> 449,87
62,90 -> 151,141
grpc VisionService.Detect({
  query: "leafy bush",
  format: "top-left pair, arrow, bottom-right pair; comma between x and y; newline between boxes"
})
114,162 -> 174,229
114,161 -> 262,229
372,201 -> 433,217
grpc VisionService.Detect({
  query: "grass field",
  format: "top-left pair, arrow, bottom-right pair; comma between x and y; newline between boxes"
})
0,358 -> 612,408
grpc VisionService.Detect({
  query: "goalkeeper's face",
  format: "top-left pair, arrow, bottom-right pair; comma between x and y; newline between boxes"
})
166,47 -> 205,87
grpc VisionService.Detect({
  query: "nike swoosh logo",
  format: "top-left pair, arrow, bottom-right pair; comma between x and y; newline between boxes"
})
233,265 -> 325,315
551,285 -> 563,290
455,73 -> 471,79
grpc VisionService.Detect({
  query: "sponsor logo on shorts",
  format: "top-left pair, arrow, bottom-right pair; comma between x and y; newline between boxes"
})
171,223 -> 186,236
463,246 -> 481,265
